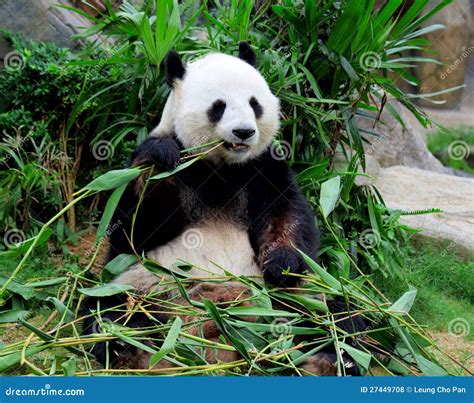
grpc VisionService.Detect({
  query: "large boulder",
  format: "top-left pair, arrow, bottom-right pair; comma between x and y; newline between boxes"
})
0,0 -> 106,57
356,101 -> 447,173
375,165 -> 474,252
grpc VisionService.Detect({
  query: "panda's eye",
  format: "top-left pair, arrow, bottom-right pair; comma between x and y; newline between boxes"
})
249,96 -> 263,118
207,99 -> 226,123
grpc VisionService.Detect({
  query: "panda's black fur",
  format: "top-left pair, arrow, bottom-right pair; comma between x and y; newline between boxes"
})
82,43 -> 367,375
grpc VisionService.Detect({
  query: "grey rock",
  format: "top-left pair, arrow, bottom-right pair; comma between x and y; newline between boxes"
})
0,0 -> 99,54
356,101 -> 448,173
375,165 -> 474,251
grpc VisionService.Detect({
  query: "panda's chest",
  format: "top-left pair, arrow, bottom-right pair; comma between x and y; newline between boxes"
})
146,184 -> 260,278
180,184 -> 249,224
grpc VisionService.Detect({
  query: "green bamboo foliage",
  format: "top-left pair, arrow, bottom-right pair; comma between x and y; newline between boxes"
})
0,0 -> 469,376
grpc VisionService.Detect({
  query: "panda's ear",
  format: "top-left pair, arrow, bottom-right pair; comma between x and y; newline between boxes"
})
238,42 -> 257,67
164,51 -> 185,85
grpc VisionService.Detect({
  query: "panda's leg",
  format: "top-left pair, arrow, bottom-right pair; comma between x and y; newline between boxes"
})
107,136 -> 186,259
299,352 -> 360,376
166,281 -> 255,366
248,166 -> 320,288
82,264 -> 174,368
294,299 -> 367,376
83,275 -> 255,368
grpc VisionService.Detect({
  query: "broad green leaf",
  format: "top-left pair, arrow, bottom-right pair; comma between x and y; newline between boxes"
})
96,183 -> 127,243
103,254 -> 138,276
388,287 -> 417,315
47,297 -> 74,323
0,309 -> 28,323
0,346 -> 46,372
78,283 -> 133,297
86,168 -> 141,192
415,353 -> 447,376
61,356 -> 77,376
340,342 -> 372,370
149,317 -> 182,367
320,176 -> 341,218
298,249 -> 342,291
25,277 -> 68,288
150,157 -> 200,181
275,292 -> 329,312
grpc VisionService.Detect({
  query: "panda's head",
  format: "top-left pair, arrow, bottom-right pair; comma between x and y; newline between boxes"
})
151,43 -> 280,164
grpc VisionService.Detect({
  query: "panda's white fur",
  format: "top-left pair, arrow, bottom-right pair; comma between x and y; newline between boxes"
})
150,53 -> 280,164
113,52 -> 279,289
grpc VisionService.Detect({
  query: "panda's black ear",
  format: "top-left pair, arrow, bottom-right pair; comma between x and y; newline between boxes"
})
238,42 -> 257,67
164,51 -> 185,85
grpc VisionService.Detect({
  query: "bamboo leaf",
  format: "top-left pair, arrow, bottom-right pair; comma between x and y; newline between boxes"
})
78,283 -> 133,297
320,176 -> 341,218
86,168 -> 141,192
149,317 -> 182,367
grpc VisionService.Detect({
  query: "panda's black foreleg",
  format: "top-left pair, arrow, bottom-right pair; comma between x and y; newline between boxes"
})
107,136 -> 186,259
249,171 -> 320,288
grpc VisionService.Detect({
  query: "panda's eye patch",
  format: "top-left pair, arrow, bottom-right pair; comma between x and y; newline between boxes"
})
207,99 -> 226,123
249,96 -> 263,118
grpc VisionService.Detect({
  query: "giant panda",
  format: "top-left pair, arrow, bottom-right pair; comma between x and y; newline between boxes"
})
83,43 -> 365,375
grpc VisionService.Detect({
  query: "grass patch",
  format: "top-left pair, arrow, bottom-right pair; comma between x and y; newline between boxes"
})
374,240 -> 473,337
427,126 -> 474,174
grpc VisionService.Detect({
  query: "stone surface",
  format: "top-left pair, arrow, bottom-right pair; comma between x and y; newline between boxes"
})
356,101 -> 448,173
0,0 -> 102,56
414,0 -> 472,109
375,165 -> 474,251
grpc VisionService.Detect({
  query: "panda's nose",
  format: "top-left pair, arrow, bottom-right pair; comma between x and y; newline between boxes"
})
232,128 -> 256,140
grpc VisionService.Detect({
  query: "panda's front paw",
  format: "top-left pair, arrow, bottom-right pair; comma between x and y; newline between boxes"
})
131,137 -> 181,171
262,247 -> 303,288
